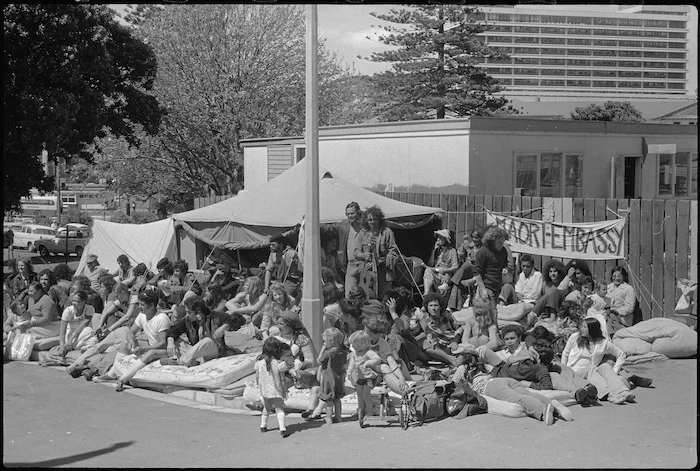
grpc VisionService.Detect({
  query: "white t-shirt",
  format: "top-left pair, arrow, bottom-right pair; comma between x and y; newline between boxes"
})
134,312 -> 171,346
61,305 -> 96,341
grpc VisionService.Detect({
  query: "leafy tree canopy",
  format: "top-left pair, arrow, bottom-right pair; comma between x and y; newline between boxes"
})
366,4 -> 514,121
127,4 -> 357,201
3,4 -> 163,212
570,101 -> 645,123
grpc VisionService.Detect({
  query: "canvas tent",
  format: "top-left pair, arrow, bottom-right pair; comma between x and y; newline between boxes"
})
172,159 -> 444,256
74,218 -> 178,277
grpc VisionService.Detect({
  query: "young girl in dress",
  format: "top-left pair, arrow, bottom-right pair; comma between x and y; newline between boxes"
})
347,330 -> 382,427
255,336 -> 290,438
307,327 -> 348,424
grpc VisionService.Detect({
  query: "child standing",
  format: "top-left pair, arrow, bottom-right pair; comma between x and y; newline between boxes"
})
307,327 -> 348,424
347,330 -> 382,427
255,336 -> 290,438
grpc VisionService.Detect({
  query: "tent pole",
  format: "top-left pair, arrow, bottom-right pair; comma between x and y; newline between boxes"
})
301,4 -> 322,350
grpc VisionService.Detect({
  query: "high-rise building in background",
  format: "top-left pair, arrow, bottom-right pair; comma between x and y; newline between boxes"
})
476,4 -> 691,100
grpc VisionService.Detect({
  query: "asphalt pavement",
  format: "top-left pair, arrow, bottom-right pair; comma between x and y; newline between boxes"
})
3,358 -> 697,468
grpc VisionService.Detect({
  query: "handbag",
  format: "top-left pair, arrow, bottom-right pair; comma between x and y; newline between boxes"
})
7,331 -> 36,361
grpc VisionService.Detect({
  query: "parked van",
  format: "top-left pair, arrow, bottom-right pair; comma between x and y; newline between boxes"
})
12,224 -> 56,252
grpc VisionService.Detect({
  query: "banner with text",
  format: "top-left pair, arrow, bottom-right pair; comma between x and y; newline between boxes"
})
486,211 -> 625,260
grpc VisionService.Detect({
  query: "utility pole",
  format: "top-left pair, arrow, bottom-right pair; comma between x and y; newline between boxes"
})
301,4 -> 322,349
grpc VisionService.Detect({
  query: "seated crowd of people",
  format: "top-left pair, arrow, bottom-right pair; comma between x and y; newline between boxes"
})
2,203 -> 652,430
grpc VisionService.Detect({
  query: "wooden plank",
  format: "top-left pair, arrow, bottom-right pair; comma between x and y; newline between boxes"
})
466,195 -> 476,233
447,194 -> 458,236
639,200 -> 653,321
603,198 -> 618,283
592,198 -> 607,283
456,194 -> 467,244
474,194 -> 485,230
627,199 -> 641,303
675,200 -> 690,280
482,195 -> 493,230
572,198 -> 584,223
406,192 -> 416,205
691,200 -> 698,283
511,195 -> 521,218
651,200 -> 665,318
663,200 -> 677,317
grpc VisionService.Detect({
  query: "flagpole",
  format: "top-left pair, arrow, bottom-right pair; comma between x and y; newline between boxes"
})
301,4 -> 322,349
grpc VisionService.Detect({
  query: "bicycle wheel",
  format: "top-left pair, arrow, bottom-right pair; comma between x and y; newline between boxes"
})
400,401 -> 410,430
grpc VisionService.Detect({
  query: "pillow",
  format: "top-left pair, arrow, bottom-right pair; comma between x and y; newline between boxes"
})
613,318 -> 697,358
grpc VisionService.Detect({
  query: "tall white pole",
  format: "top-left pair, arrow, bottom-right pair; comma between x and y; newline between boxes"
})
302,4 -> 322,349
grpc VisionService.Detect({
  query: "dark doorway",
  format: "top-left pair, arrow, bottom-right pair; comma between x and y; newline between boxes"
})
624,157 -> 639,199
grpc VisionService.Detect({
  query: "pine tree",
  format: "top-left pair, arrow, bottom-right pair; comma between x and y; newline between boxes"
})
368,4 -> 513,121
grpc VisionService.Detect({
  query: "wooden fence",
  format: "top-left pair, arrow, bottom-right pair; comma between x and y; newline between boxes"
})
382,192 -> 697,323
193,191 -> 696,323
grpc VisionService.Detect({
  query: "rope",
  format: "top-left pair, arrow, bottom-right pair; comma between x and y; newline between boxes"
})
623,259 -> 664,314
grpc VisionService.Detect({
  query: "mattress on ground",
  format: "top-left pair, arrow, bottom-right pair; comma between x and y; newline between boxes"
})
207,374 -> 253,396
120,353 -> 258,390
613,318 -> 698,358
484,388 -> 575,418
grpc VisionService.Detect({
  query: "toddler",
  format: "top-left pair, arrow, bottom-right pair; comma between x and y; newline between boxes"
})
307,327 -> 348,424
347,330 -> 382,427
255,336 -> 290,438
590,281 -> 611,312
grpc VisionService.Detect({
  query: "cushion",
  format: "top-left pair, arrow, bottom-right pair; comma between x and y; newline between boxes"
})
120,353 -> 258,390
613,318 -> 698,358
453,304 -> 533,328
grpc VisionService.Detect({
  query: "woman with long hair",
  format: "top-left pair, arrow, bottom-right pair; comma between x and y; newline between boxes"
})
356,205 -> 398,300
226,275 -> 267,326
561,317 -> 634,404
259,282 -> 297,339
461,298 -> 503,351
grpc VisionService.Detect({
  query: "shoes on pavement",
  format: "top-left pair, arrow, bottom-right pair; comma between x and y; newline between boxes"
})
280,429 -> 289,438
82,369 -> 94,382
543,403 -> 555,425
358,408 -> 366,428
260,427 -> 267,433
300,410 -> 313,419
584,384 -> 599,405
574,388 -> 588,405
629,374 -> 653,388
551,399 -> 573,421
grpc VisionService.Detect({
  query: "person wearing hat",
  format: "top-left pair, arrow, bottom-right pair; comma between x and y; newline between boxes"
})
84,254 -> 108,292
423,229 -> 458,297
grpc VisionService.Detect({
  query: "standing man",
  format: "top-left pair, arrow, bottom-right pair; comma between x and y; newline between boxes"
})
473,226 -> 510,323
336,202 -> 365,297
84,254 -> 108,292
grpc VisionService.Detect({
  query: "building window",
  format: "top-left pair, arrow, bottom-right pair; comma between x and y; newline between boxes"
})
516,153 -> 582,198
659,152 -> 698,198
295,146 -> 306,163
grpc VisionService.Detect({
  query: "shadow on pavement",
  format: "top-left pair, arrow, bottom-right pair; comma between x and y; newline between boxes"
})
4,441 -> 135,467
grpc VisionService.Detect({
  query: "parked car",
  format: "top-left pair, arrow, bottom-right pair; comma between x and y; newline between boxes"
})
12,224 -> 56,252
34,223 -> 90,257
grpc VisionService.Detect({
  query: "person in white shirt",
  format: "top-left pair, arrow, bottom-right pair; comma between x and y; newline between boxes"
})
498,254 -> 542,306
607,266 -> 637,331
95,289 -> 171,391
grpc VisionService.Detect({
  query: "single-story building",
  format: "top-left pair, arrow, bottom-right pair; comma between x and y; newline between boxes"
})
241,116 -> 697,200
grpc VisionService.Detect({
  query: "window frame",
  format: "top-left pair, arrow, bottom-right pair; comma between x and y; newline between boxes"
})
515,152 -> 584,198
657,151 -> 698,199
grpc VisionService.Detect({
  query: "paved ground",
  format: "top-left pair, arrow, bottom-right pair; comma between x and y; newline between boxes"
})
3,358 -> 697,468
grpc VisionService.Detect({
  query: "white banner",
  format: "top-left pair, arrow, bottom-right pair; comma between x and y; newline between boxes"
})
486,211 -> 625,260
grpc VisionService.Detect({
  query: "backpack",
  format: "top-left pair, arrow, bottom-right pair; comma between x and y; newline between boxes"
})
411,382 -> 446,423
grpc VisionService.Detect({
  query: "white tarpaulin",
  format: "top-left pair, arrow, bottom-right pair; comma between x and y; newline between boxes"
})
75,218 -> 178,276
486,210 -> 625,260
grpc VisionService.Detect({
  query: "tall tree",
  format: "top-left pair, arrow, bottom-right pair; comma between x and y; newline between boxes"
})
367,4 -> 513,121
131,4 -> 354,199
3,4 -> 163,212
571,101 -> 645,123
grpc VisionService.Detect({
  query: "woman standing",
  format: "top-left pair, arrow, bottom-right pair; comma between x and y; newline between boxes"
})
561,317 -> 634,404
356,205 -> 398,300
